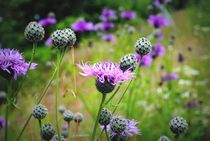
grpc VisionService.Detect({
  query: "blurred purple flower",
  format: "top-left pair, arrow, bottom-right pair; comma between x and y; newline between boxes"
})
154,0 -> 171,8
151,44 -> 165,59
44,38 -> 53,46
38,17 -> 56,27
94,22 -> 114,31
185,99 -> 201,109
162,73 -> 178,82
141,55 -> 153,67
0,49 -> 37,79
120,11 -> 136,20
148,15 -> 169,28
154,32 -> 164,41
71,18 -> 94,32
100,8 -> 117,21
0,116 -> 5,129
102,34 -> 116,42
77,62 -> 134,85
104,119 -> 140,138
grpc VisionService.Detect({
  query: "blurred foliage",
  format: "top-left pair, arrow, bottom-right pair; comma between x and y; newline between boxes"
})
0,0 -> 205,51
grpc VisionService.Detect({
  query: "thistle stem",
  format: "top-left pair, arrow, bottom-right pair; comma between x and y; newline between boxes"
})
15,50 -> 66,141
56,51 -> 61,141
38,120 -> 43,141
96,129 -> 105,141
105,84 -> 121,105
91,94 -> 106,141
5,80 -> 12,141
14,43 -> 37,98
104,127 -> 111,141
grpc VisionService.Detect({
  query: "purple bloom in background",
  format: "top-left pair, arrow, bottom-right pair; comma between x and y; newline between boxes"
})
102,34 -> 116,42
104,119 -> 140,138
39,17 -> 56,27
77,62 -> 134,85
148,15 -> 169,28
141,55 -> 153,67
45,38 -> 53,46
100,8 -> 117,21
71,18 -> 94,32
0,116 -> 5,129
0,49 -> 37,79
120,11 -> 136,20
154,32 -> 164,41
185,99 -> 201,109
162,73 -> 178,82
154,0 -> 171,8
94,22 -> 114,31
151,44 -> 165,59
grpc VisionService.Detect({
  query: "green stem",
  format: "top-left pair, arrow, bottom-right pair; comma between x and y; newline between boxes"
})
38,120 -> 43,141
104,127 -> 111,141
5,80 -> 12,141
15,50 -> 66,141
67,122 -> 70,139
96,129 -> 105,141
91,94 -> 106,141
112,80 -> 133,114
56,51 -> 61,141
105,84 -> 121,105
14,43 -> 37,98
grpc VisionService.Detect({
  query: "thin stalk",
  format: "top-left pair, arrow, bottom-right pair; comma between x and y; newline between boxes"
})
14,43 -> 37,98
112,80 -> 133,114
96,129 -> 105,141
5,80 -> 12,141
104,127 -> 111,141
68,122 -> 70,140
105,84 -> 121,105
38,120 -> 43,141
16,50 -> 66,141
91,94 -> 106,141
56,51 -> 61,141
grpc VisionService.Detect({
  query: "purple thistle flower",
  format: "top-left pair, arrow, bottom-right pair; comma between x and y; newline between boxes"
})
154,32 -> 164,41
148,15 -> 169,28
71,18 -> 94,32
102,34 -> 116,42
162,73 -> 178,82
77,62 -> 134,85
151,44 -> 165,59
44,37 -> 53,46
0,116 -> 5,129
104,119 -> 140,138
0,49 -> 37,79
39,17 -> 56,27
120,11 -> 136,20
141,55 -> 153,67
100,9 -> 117,21
154,0 -> 171,8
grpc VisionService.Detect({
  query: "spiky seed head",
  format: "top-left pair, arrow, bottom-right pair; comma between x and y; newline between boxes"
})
0,91 -> 7,105
110,116 -> 126,134
120,54 -> 137,72
32,104 -> 48,120
63,110 -> 74,122
51,30 -> 68,48
169,116 -> 188,136
41,124 -> 55,141
135,37 -> 152,55
99,108 -> 112,126
158,136 -> 171,141
63,28 -> 76,47
95,78 -> 115,94
52,134 -> 66,141
24,21 -> 45,42
58,105 -> 66,114
74,112 -> 84,123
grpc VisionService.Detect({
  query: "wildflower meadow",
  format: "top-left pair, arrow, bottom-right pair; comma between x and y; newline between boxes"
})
0,0 -> 210,141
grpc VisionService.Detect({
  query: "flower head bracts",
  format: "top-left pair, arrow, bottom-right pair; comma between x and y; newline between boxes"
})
77,62 -> 134,85
0,49 -> 37,79
103,119 -> 140,138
